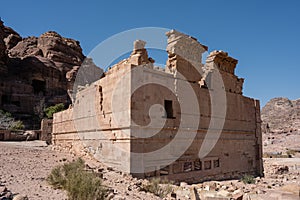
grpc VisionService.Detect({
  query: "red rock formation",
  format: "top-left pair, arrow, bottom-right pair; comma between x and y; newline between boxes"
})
2,25 -> 22,50
0,19 -> 97,129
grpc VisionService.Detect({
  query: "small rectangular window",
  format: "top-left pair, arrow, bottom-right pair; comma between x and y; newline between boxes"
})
164,100 -> 173,118
194,159 -> 202,170
204,160 -> 211,170
183,162 -> 192,172
172,163 -> 182,174
213,159 -> 220,168
160,166 -> 169,176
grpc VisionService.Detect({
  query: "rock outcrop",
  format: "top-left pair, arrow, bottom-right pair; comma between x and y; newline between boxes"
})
261,97 -> 300,133
2,25 -> 22,50
0,19 -> 98,129
0,20 -> 8,74
8,36 -> 41,58
8,30 -> 84,72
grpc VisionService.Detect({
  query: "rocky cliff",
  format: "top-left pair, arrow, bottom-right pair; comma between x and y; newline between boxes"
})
0,21 -> 8,74
0,19 -> 95,129
261,97 -> 300,133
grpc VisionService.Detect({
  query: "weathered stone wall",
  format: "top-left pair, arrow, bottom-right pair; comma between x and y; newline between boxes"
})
0,130 -> 10,140
40,119 -> 53,143
129,66 -> 262,182
0,130 -> 38,141
52,30 -> 263,183
53,61 -> 133,172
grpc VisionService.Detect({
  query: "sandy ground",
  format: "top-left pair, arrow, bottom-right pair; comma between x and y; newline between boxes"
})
263,131 -> 300,157
0,141 -> 72,199
1,136 -> 300,200
0,141 -> 160,200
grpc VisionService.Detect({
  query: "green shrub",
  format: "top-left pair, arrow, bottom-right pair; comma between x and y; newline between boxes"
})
0,110 -> 12,118
44,103 -> 65,119
47,158 -> 107,200
140,178 -> 173,198
10,120 -> 25,131
1,110 -> 24,130
241,174 -> 255,184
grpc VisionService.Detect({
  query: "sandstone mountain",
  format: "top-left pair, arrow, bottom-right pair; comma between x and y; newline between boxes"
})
0,19 -> 100,129
261,97 -> 300,133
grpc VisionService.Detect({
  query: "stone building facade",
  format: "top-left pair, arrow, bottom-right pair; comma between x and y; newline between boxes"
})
52,30 -> 263,183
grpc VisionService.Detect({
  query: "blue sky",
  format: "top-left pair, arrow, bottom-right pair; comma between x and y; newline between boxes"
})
1,0 -> 299,106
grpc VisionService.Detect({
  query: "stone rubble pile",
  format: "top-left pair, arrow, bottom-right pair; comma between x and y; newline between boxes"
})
0,184 -> 28,200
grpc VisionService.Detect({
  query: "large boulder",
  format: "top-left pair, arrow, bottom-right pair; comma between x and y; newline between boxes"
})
9,36 -> 42,58
2,25 -> 22,50
37,31 -> 84,71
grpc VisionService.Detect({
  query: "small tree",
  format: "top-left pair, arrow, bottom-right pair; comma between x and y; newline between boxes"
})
44,103 -> 65,119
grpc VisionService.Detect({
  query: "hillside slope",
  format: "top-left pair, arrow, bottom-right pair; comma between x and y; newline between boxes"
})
261,97 -> 300,133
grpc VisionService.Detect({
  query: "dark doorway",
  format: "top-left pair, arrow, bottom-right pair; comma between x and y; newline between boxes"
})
32,79 -> 46,95
36,132 -> 40,140
1,95 -> 10,105
164,100 -> 173,118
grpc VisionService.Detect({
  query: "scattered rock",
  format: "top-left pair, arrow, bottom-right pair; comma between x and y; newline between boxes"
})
0,186 -> 26,200
231,193 -> 243,200
275,166 -> 289,174
217,190 -> 230,197
12,194 -> 28,200
180,182 -> 188,188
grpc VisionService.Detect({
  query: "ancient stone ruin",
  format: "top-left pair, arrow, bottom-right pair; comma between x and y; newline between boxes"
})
52,30 -> 263,183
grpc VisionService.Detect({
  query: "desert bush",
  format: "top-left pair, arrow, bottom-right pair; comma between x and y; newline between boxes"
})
47,158 -> 107,200
10,120 -> 25,130
44,103 -> 65,119
0,110 -> 24,130
140,178 -> 173,198
0,109 -> 14,129
241,174 -> 255,184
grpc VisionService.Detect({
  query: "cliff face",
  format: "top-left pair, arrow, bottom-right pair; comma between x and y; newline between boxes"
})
8,31 -> 84,71
0,21 -> 8,74
0,20 -> 87,129
261,97 -> 300,133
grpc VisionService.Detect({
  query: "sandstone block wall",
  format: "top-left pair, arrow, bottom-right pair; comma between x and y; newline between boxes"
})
40,119 -> 53,143
52,30 -> 263,183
